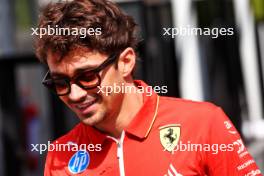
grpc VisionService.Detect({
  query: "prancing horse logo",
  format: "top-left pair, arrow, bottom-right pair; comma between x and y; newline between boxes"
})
164,128 -> 177,143
159,124 -> 181,152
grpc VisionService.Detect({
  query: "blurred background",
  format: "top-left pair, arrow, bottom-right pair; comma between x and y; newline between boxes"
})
0,0 -> 264,175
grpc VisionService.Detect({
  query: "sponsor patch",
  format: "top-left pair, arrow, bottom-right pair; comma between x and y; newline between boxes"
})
159,124 -> 181,152
68,150 -> 90,174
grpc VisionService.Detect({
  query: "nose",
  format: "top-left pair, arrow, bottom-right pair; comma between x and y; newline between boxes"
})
68,84 -> 87,102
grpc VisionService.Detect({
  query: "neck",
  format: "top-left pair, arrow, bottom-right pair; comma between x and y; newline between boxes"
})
96,82 -> 143,138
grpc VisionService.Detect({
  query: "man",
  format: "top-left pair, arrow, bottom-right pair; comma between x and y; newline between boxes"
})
35,0 -> 262,175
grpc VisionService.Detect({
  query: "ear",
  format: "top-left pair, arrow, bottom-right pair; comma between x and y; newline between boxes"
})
117,47 -> 136,78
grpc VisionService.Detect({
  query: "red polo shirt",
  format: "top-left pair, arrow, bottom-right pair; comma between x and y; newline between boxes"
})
44,80 -> 262,176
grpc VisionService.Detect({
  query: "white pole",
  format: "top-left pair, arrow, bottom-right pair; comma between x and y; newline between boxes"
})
233,0 -> 264,139
171,0 -> 205,101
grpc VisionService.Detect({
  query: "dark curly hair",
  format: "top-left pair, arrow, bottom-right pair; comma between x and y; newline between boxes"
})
35,0 -> 139,63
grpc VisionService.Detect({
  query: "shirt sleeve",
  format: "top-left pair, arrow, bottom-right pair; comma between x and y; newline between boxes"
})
205,107 -> 262,176
44,151 -> 52,176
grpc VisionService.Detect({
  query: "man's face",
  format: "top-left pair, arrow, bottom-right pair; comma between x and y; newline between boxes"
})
46,47 -> 125,127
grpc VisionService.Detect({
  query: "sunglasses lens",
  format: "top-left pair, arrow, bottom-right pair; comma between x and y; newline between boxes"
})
77,72 -> 100,88
53,79 -> 69,95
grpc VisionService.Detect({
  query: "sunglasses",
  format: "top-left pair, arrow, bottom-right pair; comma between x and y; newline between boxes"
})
42,53 -> 118,96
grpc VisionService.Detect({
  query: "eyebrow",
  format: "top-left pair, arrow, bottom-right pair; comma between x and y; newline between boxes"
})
50,64 -> 98,78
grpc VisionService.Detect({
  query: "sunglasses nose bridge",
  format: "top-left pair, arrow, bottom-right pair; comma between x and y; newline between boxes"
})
68,83 -> 87,101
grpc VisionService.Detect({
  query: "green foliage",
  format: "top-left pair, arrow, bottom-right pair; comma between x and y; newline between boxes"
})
251,0 -> 264,21
15,0 -> 31,30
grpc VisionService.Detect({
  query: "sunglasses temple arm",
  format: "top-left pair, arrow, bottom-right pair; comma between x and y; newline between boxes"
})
42,71 -> 50,83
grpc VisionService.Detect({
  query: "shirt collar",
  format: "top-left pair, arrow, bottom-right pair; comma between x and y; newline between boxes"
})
125,80 -> 159,139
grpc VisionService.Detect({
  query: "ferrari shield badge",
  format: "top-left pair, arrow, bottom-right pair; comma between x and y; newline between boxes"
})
159,124 -> 181,152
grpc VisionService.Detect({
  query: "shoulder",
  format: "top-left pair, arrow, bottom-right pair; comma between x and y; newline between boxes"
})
159,96 -> 219,117
160,96 -> 216,108
156,96 -> 226,129
44,123 -> 84,172
45,123 -> 84,160
52,123 -> 84,145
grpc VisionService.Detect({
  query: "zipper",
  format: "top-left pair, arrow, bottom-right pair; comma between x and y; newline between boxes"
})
117,131 -> 125,176
107,131 -> 125,176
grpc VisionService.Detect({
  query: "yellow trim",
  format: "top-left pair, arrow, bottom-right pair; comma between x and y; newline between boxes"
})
144,96 -> 160,138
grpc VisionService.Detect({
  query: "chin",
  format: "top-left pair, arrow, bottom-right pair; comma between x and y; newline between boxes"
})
79,111 -> 105,126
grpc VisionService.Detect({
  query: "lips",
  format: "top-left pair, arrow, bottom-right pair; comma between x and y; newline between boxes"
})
75,97 -> 98,112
